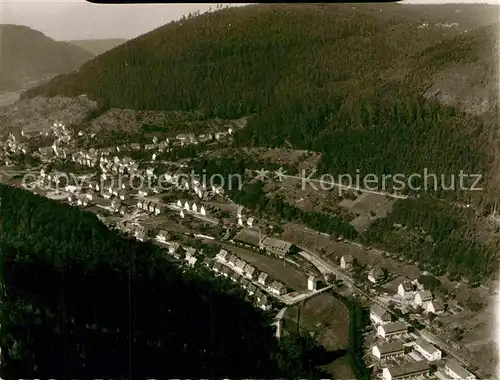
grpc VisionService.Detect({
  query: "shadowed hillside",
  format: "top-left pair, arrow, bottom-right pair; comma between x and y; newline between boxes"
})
0,25 -> 94,90
67,38 -> 127,56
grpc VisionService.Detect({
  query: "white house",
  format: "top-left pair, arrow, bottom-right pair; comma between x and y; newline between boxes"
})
340,254 -> 353,269
307,275 -> 317,291
269,281 -> 287,296
180,210 -> 185,218
426,299 -> 445,314
413,338 -> 441,361
184,201 -> 190,211
177,200 -> 182,208
377,322 -> 407,339
156,230 -> 169,244
445,359 -> 476,380
368,266 -> 385,283
370,305 -> 391,326
414,290 -> 433,307
372,341 -> 405,360
192,203 -> 198,213
200,205 -> 206,216
397,280 -> 414,298
216,249 -> 229,262
258,272 -> 269,286
382,361 -> 429,380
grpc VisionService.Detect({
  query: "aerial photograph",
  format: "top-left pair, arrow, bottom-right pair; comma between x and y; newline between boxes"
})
0,0 -> 499,379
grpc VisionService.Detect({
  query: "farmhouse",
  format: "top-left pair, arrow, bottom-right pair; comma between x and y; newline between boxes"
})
382,361 -> 429,380
414,290 -> 433,307
340,254 -> 353,269
377,322 -> 407,339
368,266 -> 385,283
260,236 -> 293,257
445,359 -> 476,380
370,304 -> 391,326
426,299 -> 445,314
397,280 -> 415,298
413,338 -> 441,361
371,341 -> 405,360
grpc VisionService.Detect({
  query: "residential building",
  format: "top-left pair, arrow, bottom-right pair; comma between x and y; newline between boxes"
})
228,254 -> 238,267
255,289 -> 264,302
213,262 -> 223,273
340,254 -> 353,269
203,257 -> 211,267
240,278 -> 249,289
156,230 -> 169,243
307,275 -> 317,291
247,283 -> 257,295
382,361 -> 429,380
187,256 -> 197,267
258,272 -> 269,286
247,217 -> 254,227
368,266 -> 385,283
414,290 -> 433,307
269,281 -> 287,296
243,264 -> 256,279
445,359 -> 476,380
377,322 -> 407,339
216,249 -> 229,262
235,259 -> 247,273
370,305 -> 392,326
221,266 -> 230,277
413,338 -> 442,361
231,272 -> 241,283
426,299 -> 445,314
371,341 -> 405,360
397,280 -> 415,298
260,237 -> 292,257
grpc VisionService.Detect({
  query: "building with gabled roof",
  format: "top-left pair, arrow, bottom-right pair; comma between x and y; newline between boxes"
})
413,338 -> 441,361
377,322 -> 407,339
382,361 -> 429,380
257,272 -> 269,286
340,254 -> 353,269
370,304 -> 391,326
397,280 -> 415,298
371,341 -> 405,360
426,299 -> 445,314
414,290 -> 433,307
216,249 -> 229,262
445,359 -> 476,380
269,281 -> 287,296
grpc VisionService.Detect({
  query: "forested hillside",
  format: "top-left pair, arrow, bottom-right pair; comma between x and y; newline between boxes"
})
0,25 -> 93,90
67,38 -> 127,56
23,4 -> 500,199
0,185 -> 325,379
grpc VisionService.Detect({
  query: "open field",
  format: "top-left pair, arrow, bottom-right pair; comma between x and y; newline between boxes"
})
283,293 -> 353,379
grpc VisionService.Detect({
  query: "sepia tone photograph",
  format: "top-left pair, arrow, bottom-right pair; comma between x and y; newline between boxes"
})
0,0 -> 499,379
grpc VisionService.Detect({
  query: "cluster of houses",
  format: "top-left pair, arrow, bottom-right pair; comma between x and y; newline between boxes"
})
175,127 -> 233,146
397,280 -> 445,315
135,199 -> 166,215
370,298 -> 475,380
176,200 -> 207,218
210,249 -> 287,307
340,255 -> 386,284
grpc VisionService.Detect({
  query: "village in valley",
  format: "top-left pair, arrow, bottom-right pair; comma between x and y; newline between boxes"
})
0,97 -> 496,380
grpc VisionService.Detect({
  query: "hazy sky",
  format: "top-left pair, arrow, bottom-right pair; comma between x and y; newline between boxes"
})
0,0 -> 498,41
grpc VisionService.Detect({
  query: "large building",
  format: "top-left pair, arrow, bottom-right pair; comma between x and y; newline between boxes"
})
413,338 -> 442,361
371,341 -> 405,360
370,304 -> 392,326
445,359 -> 476,380
377,322 -> 407,339
382,361 -> 429,380
259,236 -> 292,257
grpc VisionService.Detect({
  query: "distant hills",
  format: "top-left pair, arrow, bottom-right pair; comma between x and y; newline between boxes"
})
67,38 -> 127,56
23,3 -> 500,199
0,25 -> 94,91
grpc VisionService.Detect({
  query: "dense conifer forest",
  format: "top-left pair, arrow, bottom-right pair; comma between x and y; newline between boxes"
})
0,185 -> 327,379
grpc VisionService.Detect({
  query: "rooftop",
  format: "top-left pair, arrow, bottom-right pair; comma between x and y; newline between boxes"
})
374,341 -> 405,354
446,359 -> 474,379
380,321 -> 407,334
414,338 -> 439,355
386,360 -> 429,378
